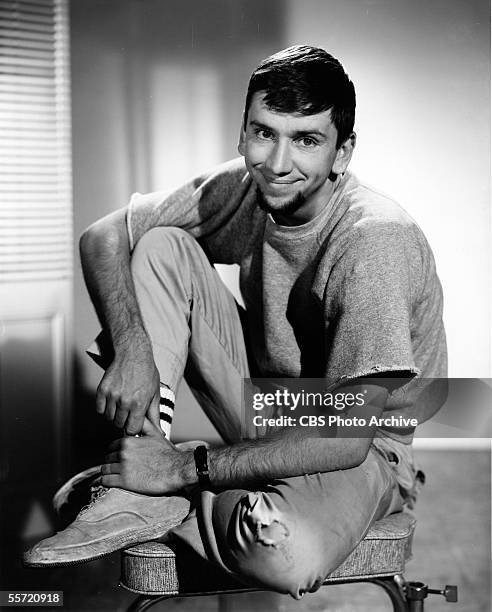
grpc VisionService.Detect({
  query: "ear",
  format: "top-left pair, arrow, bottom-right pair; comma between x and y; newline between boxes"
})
332,132 -> 356,174
238,116 -> 246,156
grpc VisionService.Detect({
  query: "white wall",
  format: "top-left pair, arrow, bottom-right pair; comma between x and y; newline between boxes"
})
71,1 -> 490,445
70,0 -> 286,441
285,0 -> 491,379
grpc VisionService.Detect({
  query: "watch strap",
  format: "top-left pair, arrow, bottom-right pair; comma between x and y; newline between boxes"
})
193,445 -> 211,490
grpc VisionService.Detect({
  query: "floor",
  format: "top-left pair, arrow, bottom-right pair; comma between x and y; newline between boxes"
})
1,450 -> 490,612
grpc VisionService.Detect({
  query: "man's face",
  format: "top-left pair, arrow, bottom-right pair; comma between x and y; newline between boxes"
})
239,92 -> 353,225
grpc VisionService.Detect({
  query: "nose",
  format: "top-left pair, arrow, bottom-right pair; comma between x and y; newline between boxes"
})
265,140 -> 292,176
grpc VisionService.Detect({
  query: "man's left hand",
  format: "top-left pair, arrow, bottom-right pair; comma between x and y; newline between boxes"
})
100,419 -> 192,495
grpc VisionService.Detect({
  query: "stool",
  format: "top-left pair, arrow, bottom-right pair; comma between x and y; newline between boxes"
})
120,512 -> 457,611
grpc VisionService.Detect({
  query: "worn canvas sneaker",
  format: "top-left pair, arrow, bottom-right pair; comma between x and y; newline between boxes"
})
23,487 -> 190,567
51,441 -> 208,526
51,465 -> 103,528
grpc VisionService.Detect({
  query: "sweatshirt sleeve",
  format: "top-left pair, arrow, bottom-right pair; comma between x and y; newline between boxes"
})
322,220 -> 421,389
126,158 -> 252,254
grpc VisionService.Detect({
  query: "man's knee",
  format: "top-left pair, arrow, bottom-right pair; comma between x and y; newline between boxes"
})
214,490 -> 326,599
130,227 -> 208,291
131,227 -> 192,266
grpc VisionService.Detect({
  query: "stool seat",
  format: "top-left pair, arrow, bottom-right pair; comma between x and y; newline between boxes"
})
120,512 -> 415,596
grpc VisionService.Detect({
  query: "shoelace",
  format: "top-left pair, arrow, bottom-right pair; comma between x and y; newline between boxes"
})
78,485 -> 110,517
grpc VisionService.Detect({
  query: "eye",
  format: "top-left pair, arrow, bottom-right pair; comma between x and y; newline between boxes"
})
297,136 -> 318,148
254,128 -> 274,141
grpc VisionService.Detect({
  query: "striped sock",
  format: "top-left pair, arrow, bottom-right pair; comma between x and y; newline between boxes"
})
159,383 -> 175,438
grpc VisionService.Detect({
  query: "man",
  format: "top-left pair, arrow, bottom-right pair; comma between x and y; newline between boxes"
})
25,46 -> 446,599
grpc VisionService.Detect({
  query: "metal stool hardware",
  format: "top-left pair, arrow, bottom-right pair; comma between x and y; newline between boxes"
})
404,580 -> 458,611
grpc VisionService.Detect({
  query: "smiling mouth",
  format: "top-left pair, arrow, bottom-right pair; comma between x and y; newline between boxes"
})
263,177 -> 301,187
260,178 -> 302,198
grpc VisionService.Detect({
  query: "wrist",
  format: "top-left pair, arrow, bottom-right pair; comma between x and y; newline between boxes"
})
178,450 -> 199,488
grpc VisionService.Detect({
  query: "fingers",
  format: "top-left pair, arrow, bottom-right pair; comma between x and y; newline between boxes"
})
147,392 -> 162,431
105,395 -> 118,423
93,472 -> 120,488
95,380 -> 121,424
100,474 -> 123,488
141,416 -> 162,437
124,410 -> 145,436
95,360 -> 162,434
95,384 -> 107,415
96,382 -> 146,434
113,402 -> 130,430
101,462 -> 121,476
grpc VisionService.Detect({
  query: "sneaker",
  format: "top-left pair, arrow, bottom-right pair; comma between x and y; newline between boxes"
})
51,441 -> 208,524
23,488 -> 190,567
52,465 -> 103,528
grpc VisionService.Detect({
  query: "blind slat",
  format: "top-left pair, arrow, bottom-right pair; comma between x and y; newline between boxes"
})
0,227 -> 70,238
0,19 -> 55,34
0,172 -> 59,181
0,185 -> 65,192
0,110 -> 57,121
0,194 -> 68,203
0,160 -> 57,167
0,56 -> 55,69
0,235 -> 71,245
0,263 -> 71,274
1,128 -> 59,137
0,48 -> 53,62
0,74 -> 56,88
0,38 -> 54,52
0,227 -> 70,237
3,0 -> 55,9
0,273 -> 71,282
0,163 -> 59,171
0,28 -> 55,43
0,66 -> 55,78
0,96 -> 56,107
0,143 -> 59,152
0,10 -> 54,26
0,216 -> 67,224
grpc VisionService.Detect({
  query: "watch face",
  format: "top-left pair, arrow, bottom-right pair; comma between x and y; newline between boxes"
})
194,445 -> 211,489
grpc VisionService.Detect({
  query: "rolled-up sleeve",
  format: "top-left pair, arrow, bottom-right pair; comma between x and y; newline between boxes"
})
323,221 -> 421,388
123,158 -> 252,255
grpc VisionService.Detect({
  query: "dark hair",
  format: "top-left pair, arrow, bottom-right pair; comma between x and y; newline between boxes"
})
244,45 -> 355,148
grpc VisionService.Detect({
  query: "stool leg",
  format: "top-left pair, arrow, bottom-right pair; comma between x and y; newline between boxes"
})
369,577 -> 409,612
127,595 -> 172,612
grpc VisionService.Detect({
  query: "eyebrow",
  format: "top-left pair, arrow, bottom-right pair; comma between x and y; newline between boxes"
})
249,120 -> 328,140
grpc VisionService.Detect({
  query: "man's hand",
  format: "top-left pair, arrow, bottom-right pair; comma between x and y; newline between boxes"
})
100,419 -> 193,495
80,209 -> 163,435
96,343 -> 161,435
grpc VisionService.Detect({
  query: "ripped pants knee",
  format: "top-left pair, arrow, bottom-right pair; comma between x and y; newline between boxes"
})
213,490 -> 325,599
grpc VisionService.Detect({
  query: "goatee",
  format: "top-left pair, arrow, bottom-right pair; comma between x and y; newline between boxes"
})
256,187 -> 307,217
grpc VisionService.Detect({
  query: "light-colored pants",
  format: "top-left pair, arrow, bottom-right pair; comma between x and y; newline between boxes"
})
99,227 -> 419,599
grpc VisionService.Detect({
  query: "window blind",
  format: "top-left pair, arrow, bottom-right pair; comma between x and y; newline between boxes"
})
0,0 -> 72,282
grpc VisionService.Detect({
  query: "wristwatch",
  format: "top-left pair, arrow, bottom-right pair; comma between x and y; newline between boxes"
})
193,445 -> 212,490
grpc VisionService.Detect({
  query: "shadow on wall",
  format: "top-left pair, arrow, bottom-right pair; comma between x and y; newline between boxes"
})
71,354 -> 120,474
71,1 -> 288,440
